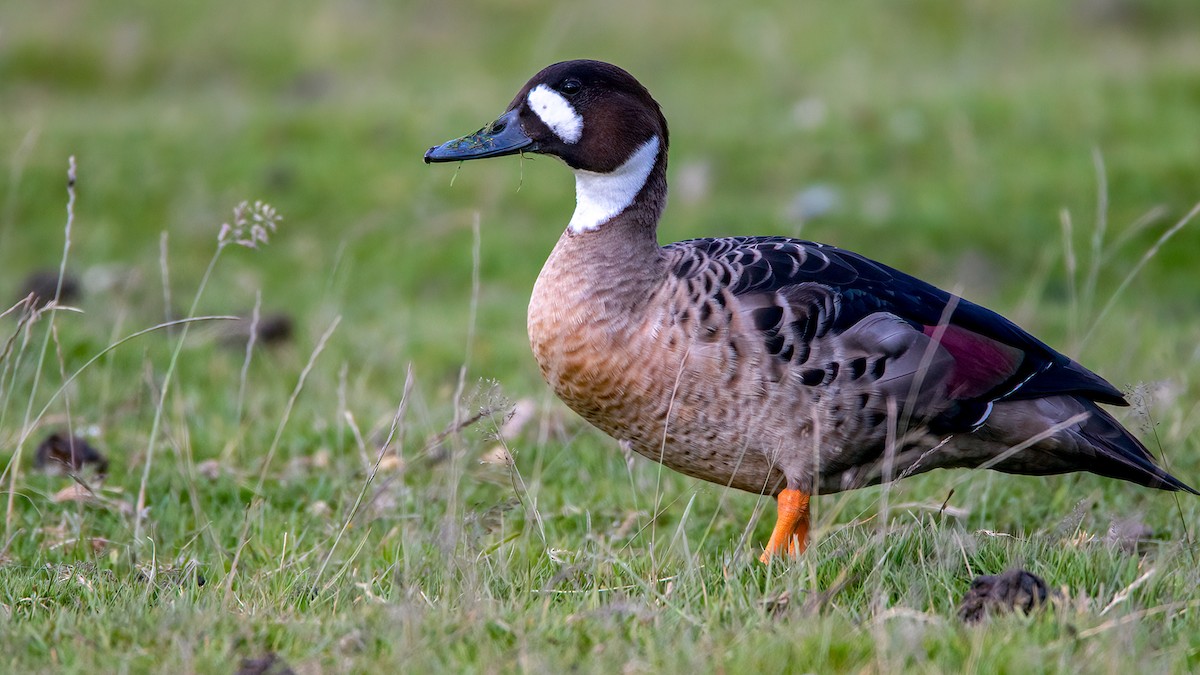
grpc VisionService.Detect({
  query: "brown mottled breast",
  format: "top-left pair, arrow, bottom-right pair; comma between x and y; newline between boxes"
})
528,225 -> 796,494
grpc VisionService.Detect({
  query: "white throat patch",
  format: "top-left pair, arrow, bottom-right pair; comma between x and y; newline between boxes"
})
528,85 -> 583,144
569,135 -> 660,234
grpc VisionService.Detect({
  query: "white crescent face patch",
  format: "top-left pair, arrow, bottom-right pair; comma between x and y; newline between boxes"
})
527,84 -> 583,144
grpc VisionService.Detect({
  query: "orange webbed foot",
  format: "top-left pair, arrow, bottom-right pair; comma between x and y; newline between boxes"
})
759,488 -> 811,563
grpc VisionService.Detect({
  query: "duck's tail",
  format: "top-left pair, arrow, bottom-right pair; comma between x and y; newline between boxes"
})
985,396 -> 1197,494
1069,400 -> 1197,493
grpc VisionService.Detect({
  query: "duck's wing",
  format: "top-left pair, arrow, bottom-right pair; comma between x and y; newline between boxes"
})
663,236 -> 1198,493
664,236 -> 1126,423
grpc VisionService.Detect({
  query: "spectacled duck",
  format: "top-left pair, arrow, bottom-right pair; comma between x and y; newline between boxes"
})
425,60 -> 1195,561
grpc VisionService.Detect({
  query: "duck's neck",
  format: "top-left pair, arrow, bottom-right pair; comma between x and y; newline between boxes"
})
531,136 -> 669,327
568,135 -> 667,239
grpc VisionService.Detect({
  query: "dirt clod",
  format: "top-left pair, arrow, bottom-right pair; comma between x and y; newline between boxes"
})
17,270 -> 81,309
34,433 -> 108,475
958,568 -> 1049,624
236,652 -> 295,675
220,312 -> 295,347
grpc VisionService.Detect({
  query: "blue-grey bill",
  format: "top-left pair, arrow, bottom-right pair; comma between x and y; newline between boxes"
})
424,109 -> 534,163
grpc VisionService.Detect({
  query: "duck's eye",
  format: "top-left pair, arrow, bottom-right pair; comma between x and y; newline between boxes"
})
558,78 -> 582,96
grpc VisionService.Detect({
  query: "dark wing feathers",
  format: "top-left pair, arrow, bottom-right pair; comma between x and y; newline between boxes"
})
666,236 -> 1128,408
664,236 -> 1196,494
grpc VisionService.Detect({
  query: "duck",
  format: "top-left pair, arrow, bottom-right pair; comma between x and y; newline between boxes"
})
424,59 -> 1196,561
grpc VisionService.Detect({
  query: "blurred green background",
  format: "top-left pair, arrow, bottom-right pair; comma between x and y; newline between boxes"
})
4,0 -> 1200,395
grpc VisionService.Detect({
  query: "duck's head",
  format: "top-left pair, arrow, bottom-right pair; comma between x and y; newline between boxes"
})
425,60 -> 668,175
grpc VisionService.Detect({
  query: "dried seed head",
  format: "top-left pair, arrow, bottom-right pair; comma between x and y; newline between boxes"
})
218,200 -> 282,249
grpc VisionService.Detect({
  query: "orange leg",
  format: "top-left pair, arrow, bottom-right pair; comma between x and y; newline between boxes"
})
759,488 -> 811,563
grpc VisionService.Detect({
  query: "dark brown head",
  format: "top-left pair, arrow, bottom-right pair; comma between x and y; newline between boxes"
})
424,60 -> 669,174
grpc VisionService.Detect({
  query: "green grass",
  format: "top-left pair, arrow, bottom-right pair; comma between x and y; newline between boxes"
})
2,0 -> 1200,671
